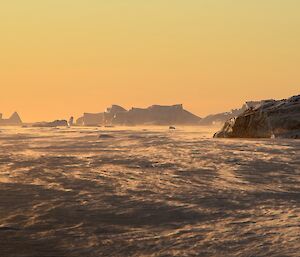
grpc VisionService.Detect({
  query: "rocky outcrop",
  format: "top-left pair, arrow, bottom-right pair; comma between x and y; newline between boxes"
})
214,95 -> 300,139
0,112 -> 23,125
33,120 -> 68,127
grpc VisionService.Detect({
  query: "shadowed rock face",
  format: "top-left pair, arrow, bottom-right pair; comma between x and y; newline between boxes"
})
214,95 -> 300,139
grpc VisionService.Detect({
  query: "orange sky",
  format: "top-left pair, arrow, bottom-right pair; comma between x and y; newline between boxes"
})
1,1 -> 299,122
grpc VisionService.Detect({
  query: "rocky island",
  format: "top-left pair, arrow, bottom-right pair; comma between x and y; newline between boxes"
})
214,95 -> 300,139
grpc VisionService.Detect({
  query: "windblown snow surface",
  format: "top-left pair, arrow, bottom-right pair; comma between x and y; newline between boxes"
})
0,126 -> 299,257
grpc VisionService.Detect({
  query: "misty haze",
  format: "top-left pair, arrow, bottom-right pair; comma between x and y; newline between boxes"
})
1,95 -> 300,257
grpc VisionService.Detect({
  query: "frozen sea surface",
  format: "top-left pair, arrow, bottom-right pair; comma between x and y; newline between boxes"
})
0,126 -> 299,257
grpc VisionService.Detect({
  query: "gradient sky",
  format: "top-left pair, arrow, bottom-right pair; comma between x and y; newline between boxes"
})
1,1 -> 299,122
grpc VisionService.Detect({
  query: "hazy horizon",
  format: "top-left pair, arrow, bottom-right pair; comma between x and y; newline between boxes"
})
1,93 -> 299,123
1,1 -> 300,122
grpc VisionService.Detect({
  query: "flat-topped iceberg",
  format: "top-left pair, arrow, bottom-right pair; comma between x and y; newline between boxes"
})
76,104 -> 201,126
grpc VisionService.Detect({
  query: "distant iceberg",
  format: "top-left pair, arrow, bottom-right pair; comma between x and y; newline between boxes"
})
0,112 -> 22,125
76,104 -> 201,126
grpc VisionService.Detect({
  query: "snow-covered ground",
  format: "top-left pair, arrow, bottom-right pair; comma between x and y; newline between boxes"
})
0,126 -> 299,257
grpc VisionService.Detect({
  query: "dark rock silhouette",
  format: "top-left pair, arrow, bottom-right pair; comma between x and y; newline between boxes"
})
0,112 -> 22,125
214,95 -> 300,139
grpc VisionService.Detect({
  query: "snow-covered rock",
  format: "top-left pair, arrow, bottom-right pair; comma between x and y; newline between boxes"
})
214,95 -> 300,139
